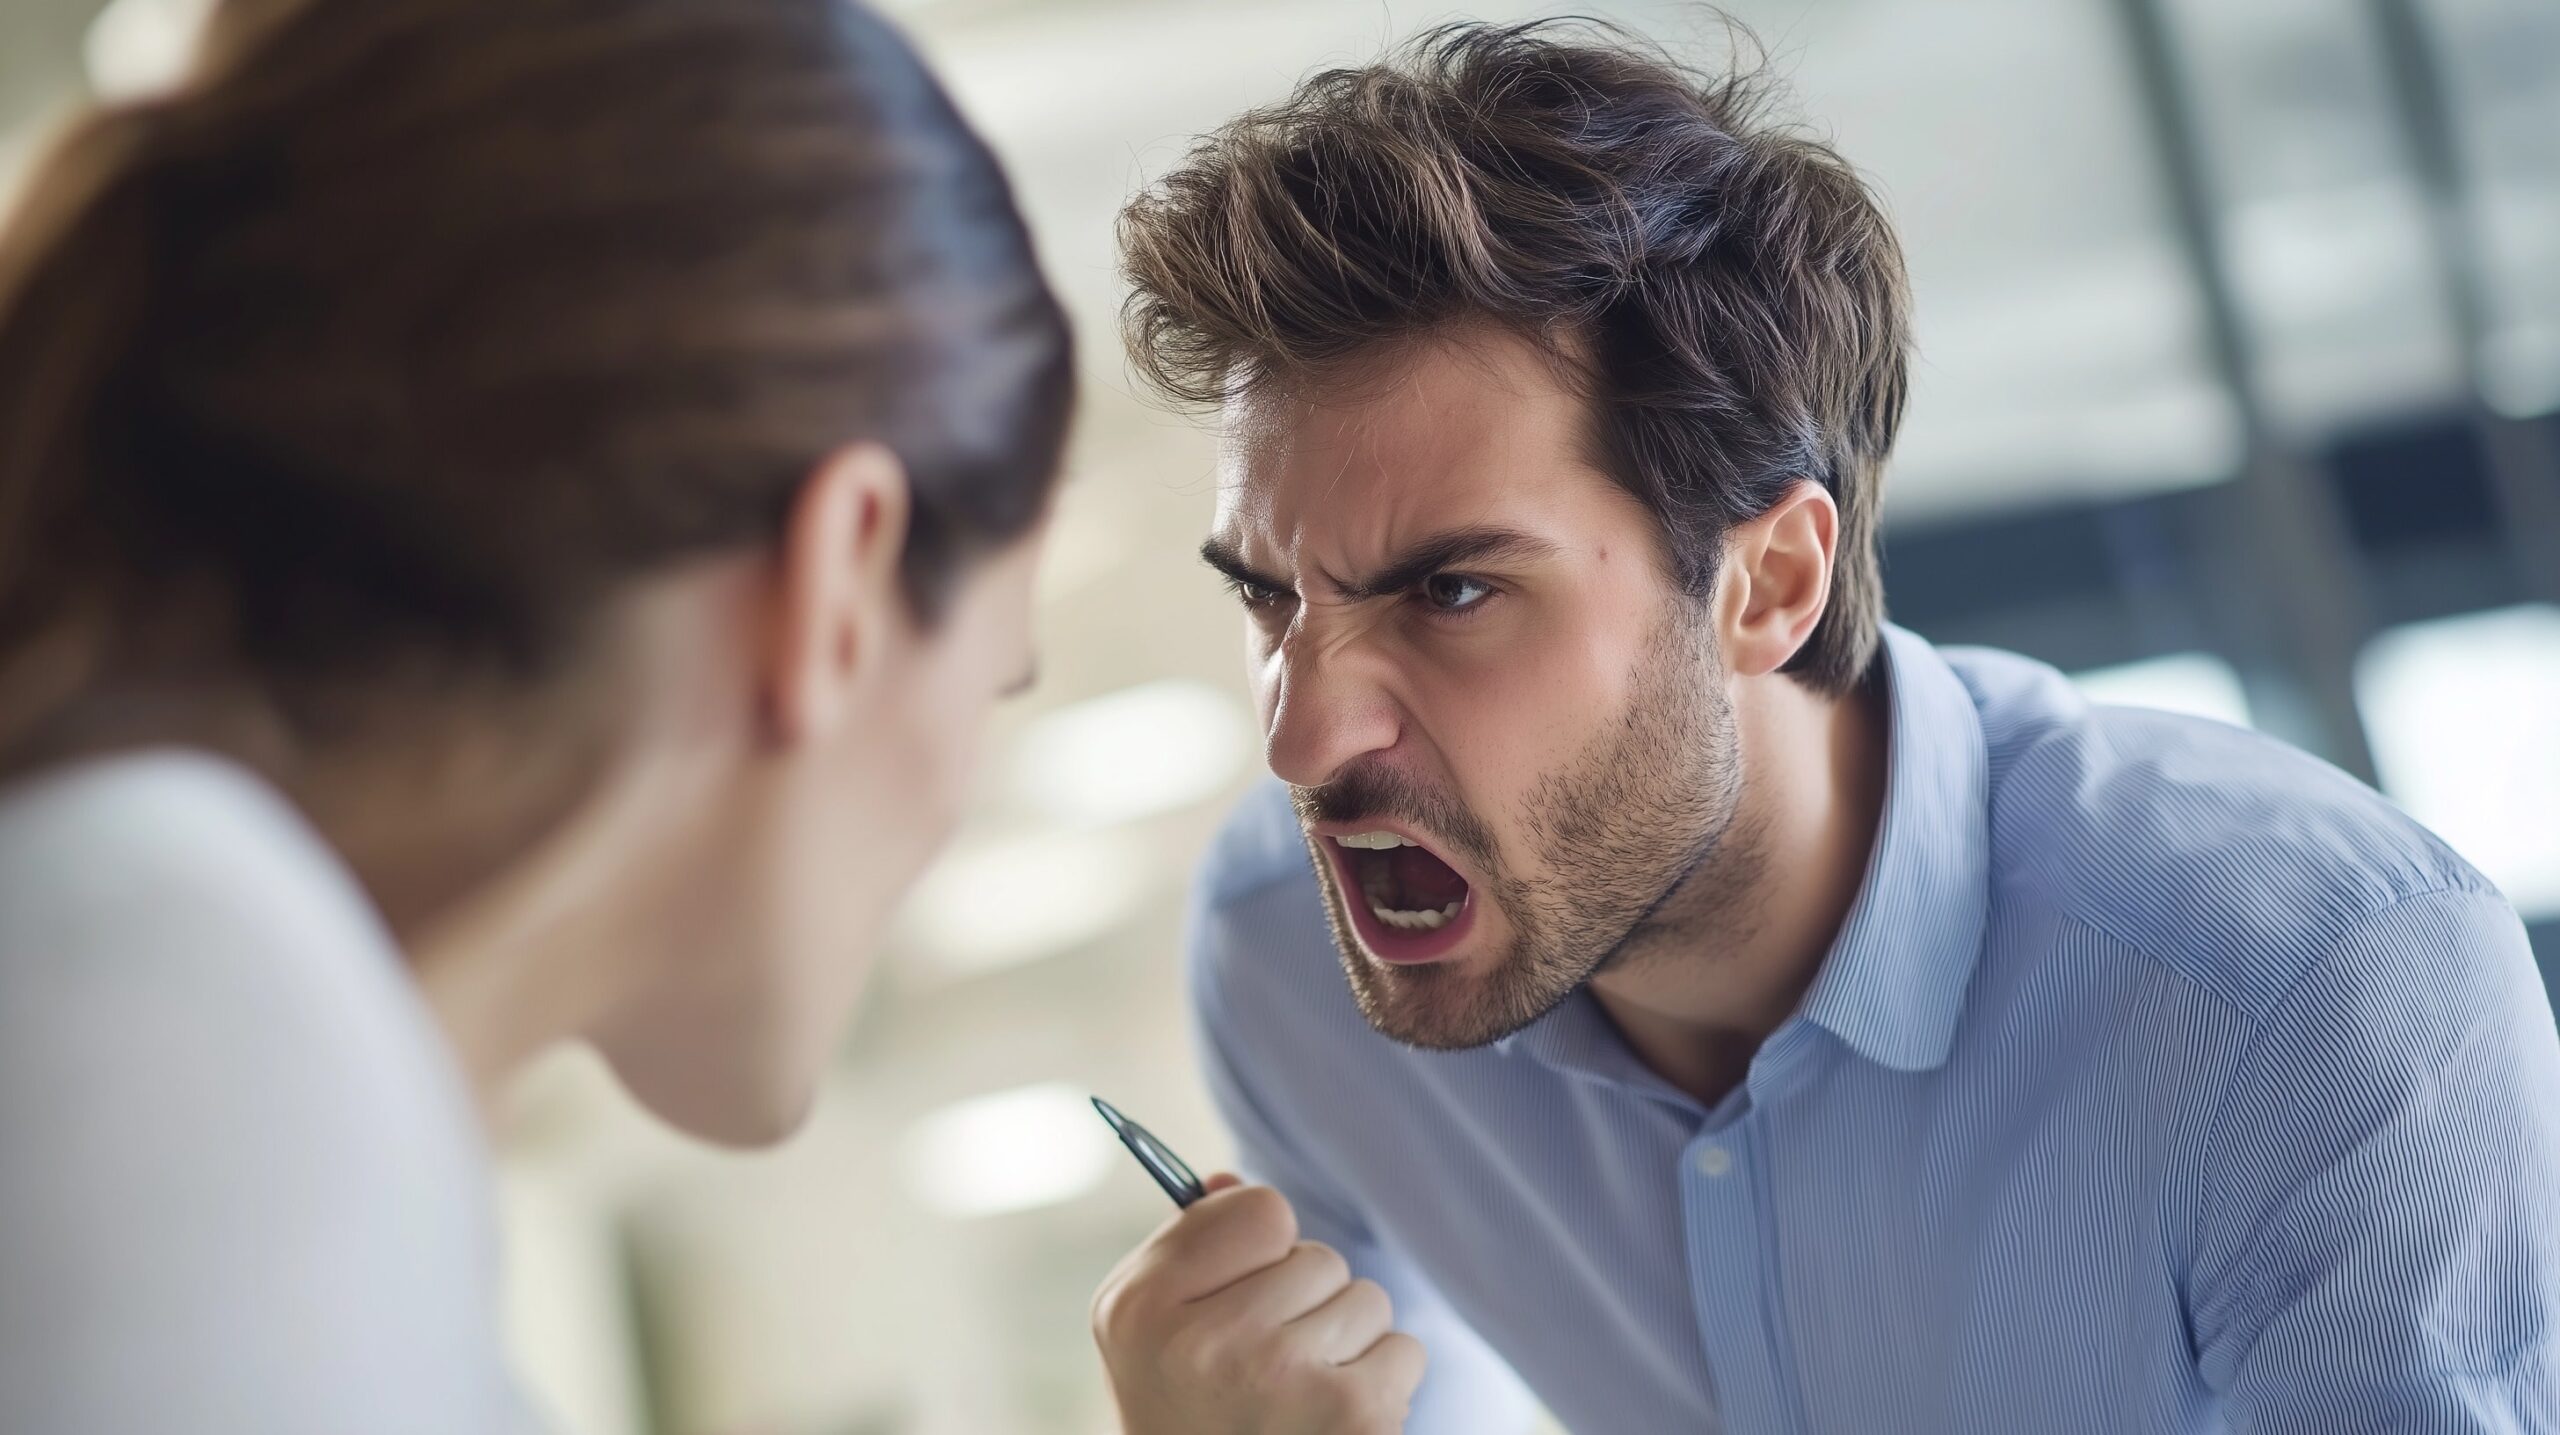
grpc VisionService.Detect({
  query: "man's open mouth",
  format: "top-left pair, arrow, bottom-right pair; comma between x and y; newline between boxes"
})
1321,828 -> 1478,962
1334,829 -> 1470,928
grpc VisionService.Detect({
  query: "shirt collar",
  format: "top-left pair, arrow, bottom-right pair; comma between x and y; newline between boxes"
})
1794,623 -> 1991,1073
1497,623 -> 1991,1083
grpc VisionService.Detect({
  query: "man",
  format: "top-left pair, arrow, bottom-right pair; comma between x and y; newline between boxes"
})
1088,19 -> 2560,1435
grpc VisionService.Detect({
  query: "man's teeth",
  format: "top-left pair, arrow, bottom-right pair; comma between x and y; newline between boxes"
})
1334,831 -> 1461,933
1367,899 -> 1464,931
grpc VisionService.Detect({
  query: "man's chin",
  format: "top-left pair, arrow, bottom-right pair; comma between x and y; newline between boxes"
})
1320,902 -> 1553,1050
1362,971 -> 1574,1051
1307,862 -> 1572,1046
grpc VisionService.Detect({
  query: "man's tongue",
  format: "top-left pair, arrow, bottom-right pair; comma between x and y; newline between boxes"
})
1377,845 -> 1469,910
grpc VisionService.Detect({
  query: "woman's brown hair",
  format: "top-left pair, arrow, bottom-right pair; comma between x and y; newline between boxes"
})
0,0 -> 1073,756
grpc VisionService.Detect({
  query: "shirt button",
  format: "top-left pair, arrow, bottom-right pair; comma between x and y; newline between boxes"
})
1696,1144 -> 1734,1179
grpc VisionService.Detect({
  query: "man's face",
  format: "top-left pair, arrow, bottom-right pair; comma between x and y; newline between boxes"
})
1208,329 -> 1756,1050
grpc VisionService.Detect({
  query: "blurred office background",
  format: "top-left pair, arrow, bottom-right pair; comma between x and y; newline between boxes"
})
2,0 -> 2555,1431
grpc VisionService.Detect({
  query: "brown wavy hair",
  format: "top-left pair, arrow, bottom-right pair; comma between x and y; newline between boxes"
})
1119,18 -> 1906,694
0,0 -> 1072,758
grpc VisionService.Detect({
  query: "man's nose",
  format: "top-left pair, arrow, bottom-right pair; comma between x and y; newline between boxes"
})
1259,620 -> 1400,790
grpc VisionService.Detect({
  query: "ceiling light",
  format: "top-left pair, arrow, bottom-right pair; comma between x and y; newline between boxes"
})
897,1082 -> 1111,1219
1008,679 -> 1252,826
2072,651 -> 2255,729
897,827 -> 1153,976
2356,605 -> 2560,920
84,0 -> 216,101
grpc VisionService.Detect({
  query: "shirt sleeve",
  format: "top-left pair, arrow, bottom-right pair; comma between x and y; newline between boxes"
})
1189,885 -> 1542,1435
2187,885 -> 2560,1434
0,905 -> 526,1435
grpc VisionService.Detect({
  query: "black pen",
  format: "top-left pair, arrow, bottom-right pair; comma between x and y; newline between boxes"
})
1092,1096 -> 1207,1208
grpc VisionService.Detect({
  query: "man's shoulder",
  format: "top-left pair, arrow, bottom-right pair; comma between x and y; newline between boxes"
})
1944,645 -> 2505,1019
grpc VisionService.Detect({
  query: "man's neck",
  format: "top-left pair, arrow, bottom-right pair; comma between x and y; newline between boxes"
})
1589,668 -> 1890,1108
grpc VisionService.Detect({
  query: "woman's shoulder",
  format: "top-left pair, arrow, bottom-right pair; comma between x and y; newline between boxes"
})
0,749 -> 471,1124
0,749 -> 397,979
0,750 -> 523,1435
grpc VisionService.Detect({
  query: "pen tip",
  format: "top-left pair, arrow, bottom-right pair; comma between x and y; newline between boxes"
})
1091,1095 -> 1122,1128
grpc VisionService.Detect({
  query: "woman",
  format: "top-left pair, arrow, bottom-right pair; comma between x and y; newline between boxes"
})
0,1 -> 1070,1429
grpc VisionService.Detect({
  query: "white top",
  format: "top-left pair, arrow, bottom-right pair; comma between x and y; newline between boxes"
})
0,751 -> 533,1434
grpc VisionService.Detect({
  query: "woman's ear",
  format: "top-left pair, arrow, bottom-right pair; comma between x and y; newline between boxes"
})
763,442 -> 912,747
1714,479 -> 1839,680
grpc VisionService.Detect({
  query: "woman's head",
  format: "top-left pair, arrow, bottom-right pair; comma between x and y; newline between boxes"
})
0,0 -> 1073,1141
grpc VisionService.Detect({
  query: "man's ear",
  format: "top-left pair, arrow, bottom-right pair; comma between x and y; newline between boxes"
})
763,442 -> 912,747
1713,479 -> 1839,680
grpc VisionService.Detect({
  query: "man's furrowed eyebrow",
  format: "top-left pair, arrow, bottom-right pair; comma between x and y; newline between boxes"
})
1338,526 -> 1561,600
1199,536 -> 1290,593
1198,526 -> 1562,601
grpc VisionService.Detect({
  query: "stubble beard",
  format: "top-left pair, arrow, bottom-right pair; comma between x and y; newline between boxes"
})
1299,612 -> 1763,1051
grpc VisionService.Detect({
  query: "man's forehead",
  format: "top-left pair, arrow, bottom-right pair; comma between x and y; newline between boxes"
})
1212,336 -> 1588,545
1211,409 -> 1493,562
1221,333 -> 1563,454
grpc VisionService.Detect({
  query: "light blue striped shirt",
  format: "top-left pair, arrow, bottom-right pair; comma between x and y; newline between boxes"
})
1187,623 -> 2560,1434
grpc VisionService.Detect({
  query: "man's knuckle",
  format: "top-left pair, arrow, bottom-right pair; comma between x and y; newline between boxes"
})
1230,1185 -> 1299,1245
1095,1274 -> 1182,1353
1381,1331 -> 1429,1386
1298,1240 -> 1350,1287
1161,1321 -> 1227,1380
1314,1370 -> 1398,1433
1089,1280 -> 1130,1342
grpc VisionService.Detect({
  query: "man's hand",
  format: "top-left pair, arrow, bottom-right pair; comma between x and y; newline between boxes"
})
1093,1173 -> 1426,1435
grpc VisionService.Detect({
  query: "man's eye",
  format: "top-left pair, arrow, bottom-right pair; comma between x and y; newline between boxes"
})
1227,577 -> 1289,611
1419,573 -> 1495,613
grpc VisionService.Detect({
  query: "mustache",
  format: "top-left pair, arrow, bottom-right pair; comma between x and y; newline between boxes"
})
1290,765 -> 1499,871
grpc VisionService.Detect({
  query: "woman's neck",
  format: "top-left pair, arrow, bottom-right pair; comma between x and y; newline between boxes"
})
297,731 -> 614,1125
